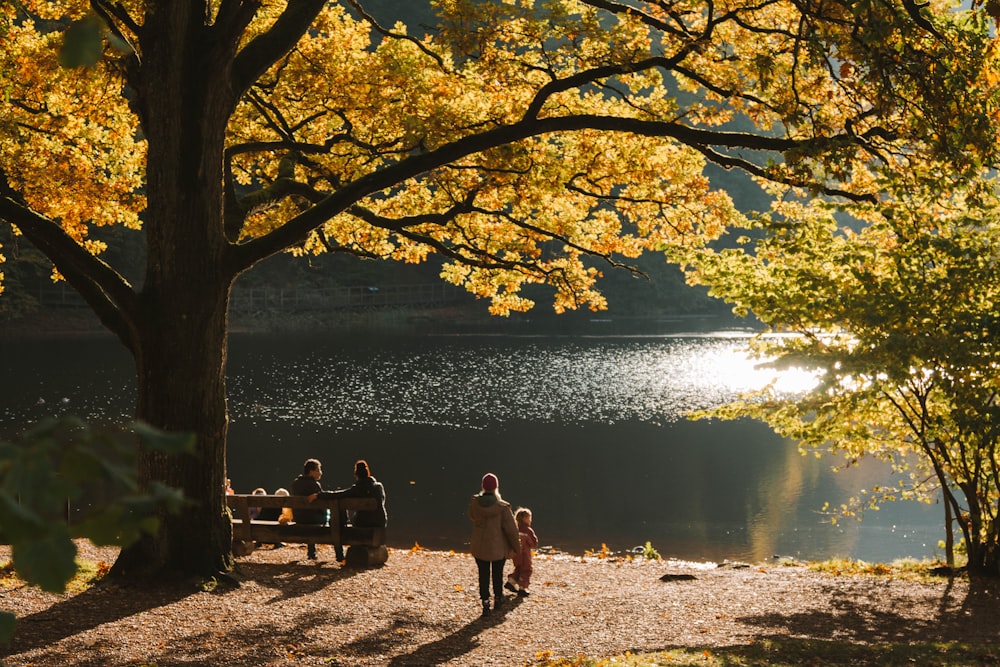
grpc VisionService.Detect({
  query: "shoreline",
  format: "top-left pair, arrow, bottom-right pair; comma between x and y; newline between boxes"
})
0,307 -> 746,339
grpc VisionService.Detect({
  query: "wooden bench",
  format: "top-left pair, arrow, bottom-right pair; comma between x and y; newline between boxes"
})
226,494 -> 388,567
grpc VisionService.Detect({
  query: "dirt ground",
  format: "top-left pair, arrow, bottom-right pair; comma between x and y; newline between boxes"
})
2,541 -> 998,666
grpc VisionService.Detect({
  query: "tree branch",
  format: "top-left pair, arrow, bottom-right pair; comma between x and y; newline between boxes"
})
91,0 -> 141,45
230,0 -> 326,100
351,186 -> 643,278
577,0 -> 684,35
349,203 -> 576,278
232,113 -> 848,272
344,0 -> 448,71
691,143 -> 879,203
524,57 -> 689,120
0,191 -> 139,350
214,0 -> 260,47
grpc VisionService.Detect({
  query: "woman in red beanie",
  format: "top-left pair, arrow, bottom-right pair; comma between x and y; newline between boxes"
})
468,472 -> 520,617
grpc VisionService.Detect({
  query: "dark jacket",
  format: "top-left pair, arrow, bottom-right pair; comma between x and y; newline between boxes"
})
320,476 -> 388,527
290,473 -> 326,525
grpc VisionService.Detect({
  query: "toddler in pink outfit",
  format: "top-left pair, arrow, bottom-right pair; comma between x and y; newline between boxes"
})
506,507 -> 538,596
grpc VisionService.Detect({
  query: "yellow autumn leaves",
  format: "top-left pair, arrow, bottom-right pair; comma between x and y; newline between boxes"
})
4,0 -> 998,315
0,6 -> 144,242
219,1 -> 738,313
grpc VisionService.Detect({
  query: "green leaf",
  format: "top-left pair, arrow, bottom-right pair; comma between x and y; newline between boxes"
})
12,527 -> 77,593
0,495 -> 46,540
70,514 -> 127,546
7,452 -> 77,509
58,16 -> 105,69
60,446 -> 107,483
146,482 -> 188,514
132,422 -> 197,456
0,611 -> 15,645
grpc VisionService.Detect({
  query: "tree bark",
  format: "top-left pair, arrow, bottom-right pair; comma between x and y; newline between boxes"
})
109,146 -> 238,577
111,2 -> 241,578
111,298 -> 235,578
944,495 -> 954,569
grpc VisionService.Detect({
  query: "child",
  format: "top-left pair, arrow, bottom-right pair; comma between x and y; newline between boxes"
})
257,487 -> 289,548
274,487 -> 294,525
248,487 -> 267,521
506,507 -> 538,597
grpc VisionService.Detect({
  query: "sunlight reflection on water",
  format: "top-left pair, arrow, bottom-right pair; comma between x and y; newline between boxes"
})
0,332 -> 814,429
228,334 -> 814,430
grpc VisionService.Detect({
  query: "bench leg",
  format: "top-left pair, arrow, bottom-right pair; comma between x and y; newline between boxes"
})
344,545 -> 388,568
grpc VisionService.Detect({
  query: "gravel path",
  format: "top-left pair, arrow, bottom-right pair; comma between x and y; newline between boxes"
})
2,542 -> 997,666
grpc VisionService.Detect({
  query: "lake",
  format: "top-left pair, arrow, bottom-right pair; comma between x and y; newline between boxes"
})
0,329 -> 944,563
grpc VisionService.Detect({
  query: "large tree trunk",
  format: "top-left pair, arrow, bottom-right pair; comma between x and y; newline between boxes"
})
109,142 -> 237,577
111,5 -> 240,578
111,291 -> 235,578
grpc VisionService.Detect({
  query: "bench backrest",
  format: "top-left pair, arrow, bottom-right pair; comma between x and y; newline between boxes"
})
225,494 -> 380,516
226,494 -> 384,546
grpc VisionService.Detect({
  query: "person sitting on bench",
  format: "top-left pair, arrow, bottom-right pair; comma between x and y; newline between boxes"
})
290,458 -> 335,560
320,459 -> 388,560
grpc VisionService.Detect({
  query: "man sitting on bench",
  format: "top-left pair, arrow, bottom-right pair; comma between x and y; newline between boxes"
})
290,458 -> 342,561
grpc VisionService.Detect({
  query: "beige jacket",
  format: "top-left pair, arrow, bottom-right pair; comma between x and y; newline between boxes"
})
468,492 -> 520,561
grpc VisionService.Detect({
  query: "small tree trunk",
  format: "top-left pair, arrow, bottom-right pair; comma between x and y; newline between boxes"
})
960,508 -> 1000,578
944,493 -> 954,569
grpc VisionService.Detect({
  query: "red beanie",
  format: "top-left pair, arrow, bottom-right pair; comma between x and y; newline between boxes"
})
481,473 -> 498,491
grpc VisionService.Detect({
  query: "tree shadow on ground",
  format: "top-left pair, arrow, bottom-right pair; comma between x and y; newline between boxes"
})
32,607 -> 356,667
57,591 -> 523,666
232,557 -> 367,604
1,557 -> 366,658
1,579 -> 191,656
738,575 -> 1000,645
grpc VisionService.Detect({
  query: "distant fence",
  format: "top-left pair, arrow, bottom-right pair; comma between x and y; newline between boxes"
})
229,284 -> 464,312
34,284 -> 88,308
34,283 -> 465,312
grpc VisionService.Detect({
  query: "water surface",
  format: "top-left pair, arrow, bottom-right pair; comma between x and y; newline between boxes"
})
0,331 -> 943,562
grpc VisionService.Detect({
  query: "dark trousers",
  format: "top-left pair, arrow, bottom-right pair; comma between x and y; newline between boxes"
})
303,510 -> 343,560
475,557 -> 505,600
306,541 -> 344,560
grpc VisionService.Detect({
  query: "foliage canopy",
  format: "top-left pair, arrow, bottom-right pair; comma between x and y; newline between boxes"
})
0,0 -> 997,577
679,169 -> 1000,575
4,0 -> 996,313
